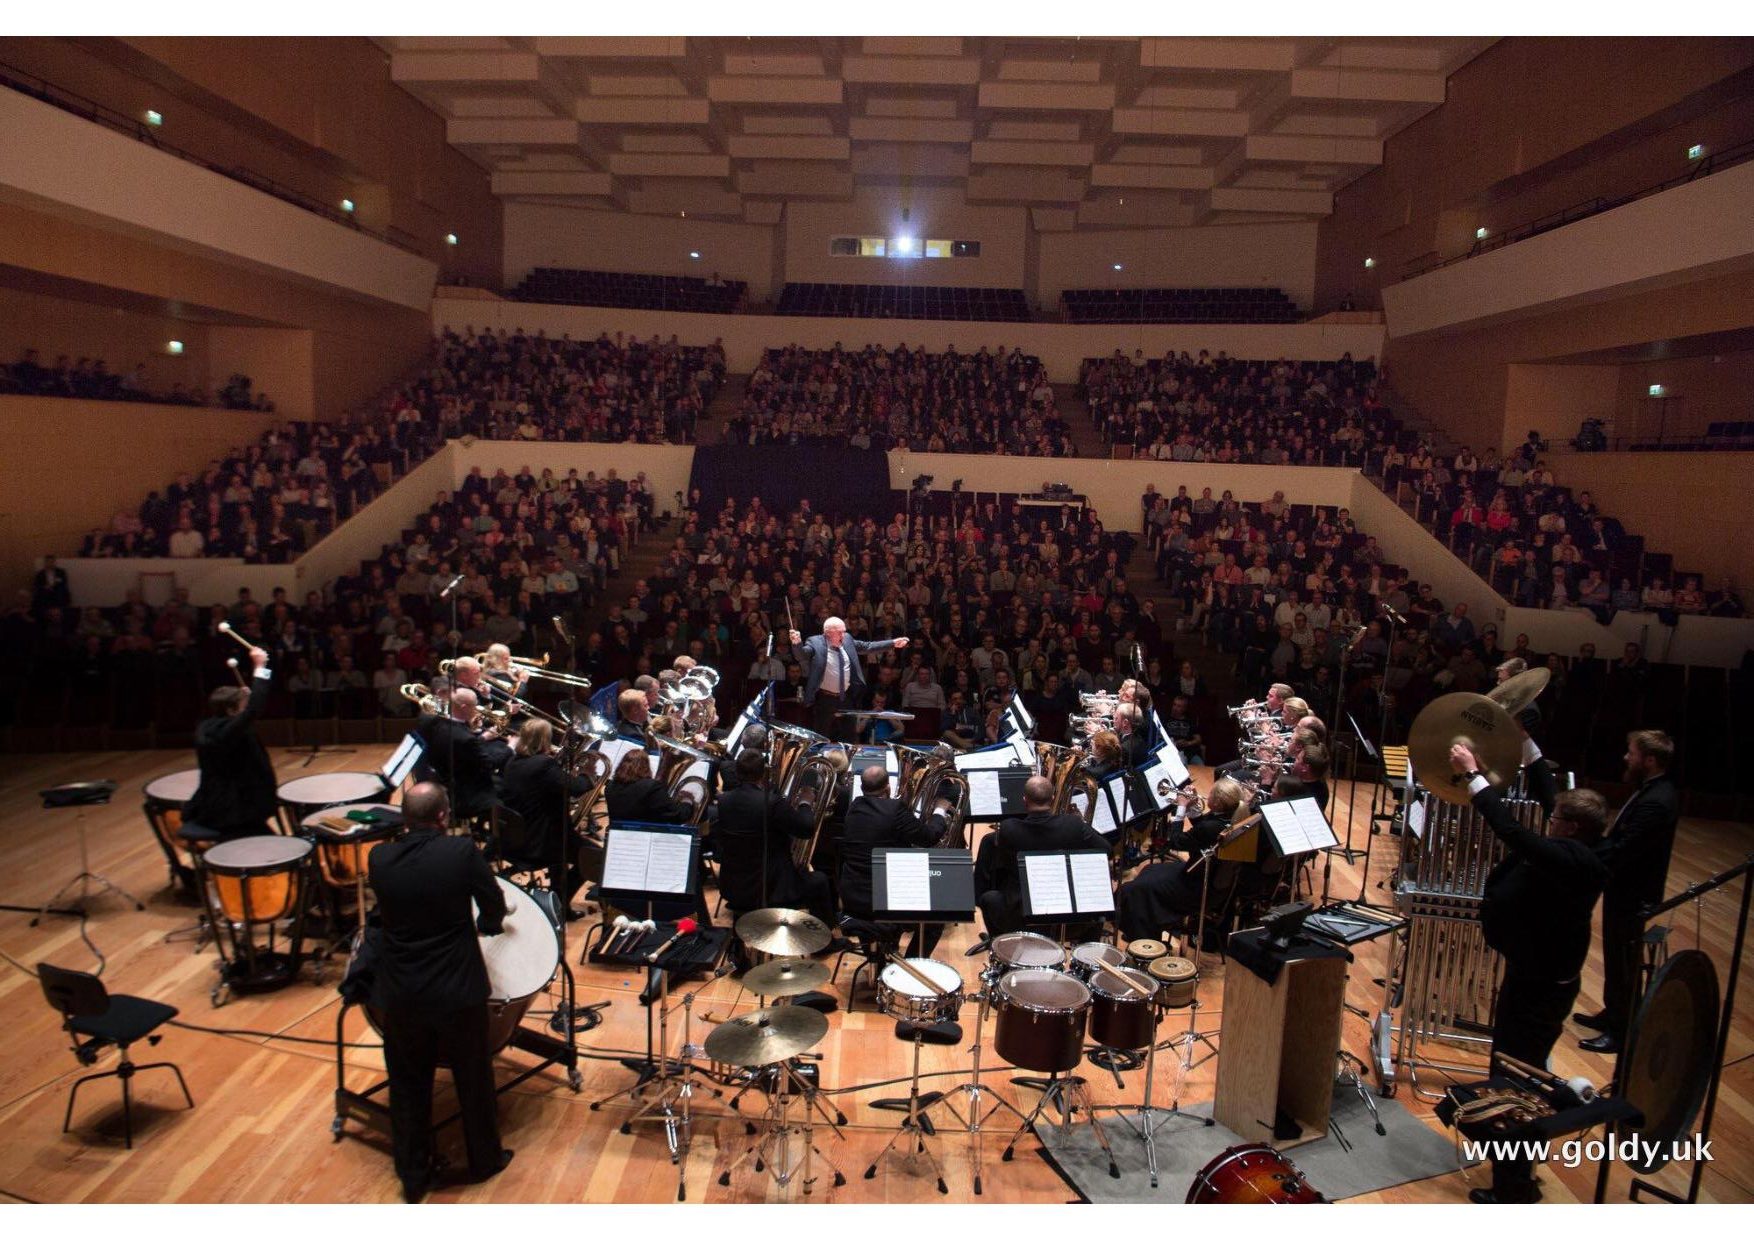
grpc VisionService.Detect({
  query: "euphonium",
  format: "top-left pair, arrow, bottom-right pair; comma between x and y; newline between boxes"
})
788,747 -> 847,867
910,746 -> 971,849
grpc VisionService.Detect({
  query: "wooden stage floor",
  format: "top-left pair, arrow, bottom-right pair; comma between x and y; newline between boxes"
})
0,744 -> 1749,1206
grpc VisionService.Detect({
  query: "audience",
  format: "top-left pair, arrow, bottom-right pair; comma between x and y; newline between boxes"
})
2,348 -> 272,410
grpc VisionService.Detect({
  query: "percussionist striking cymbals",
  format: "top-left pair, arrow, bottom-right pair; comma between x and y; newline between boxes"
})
703,1005 -> 829,1067
1488,667 -> 1551,718
735,907 -> 832,957
1407,692 -> 1524,805
743,956 -> 830,998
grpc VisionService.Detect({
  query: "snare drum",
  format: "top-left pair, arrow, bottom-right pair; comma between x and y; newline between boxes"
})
993,968 -> 1090,1073
277,771 -> 389,831
1147,956 -> 1199,1008
988,930 -> 1067,977
877,958 -> 964,1022
1185,1143 -> 1326,1204
1125,937 -> 1168,968
1087,966 -> 1160,1050
201,835 -> 314,999
1069,941 -> 1127,983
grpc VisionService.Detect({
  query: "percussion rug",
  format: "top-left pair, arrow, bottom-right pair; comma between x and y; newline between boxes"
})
1035,1083 -> 1475,1203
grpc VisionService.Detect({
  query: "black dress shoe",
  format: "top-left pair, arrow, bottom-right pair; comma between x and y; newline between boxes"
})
1578,1033 -> 1621,1054
401,1178 -> 429,1204
1469,1186 -> 1541,1205
464,1148 -> 514,1184
1574,1010 -> 1610,1032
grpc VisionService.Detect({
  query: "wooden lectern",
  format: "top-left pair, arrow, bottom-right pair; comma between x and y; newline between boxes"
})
1213,936 -> 1349,1149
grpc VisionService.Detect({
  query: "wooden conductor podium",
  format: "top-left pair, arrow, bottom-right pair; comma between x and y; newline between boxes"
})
1213,932 -> 1349,1149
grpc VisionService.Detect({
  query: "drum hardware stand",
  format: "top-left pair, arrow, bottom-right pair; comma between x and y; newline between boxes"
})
725,1052 -> 846,1130
1335,1050 -> 1386,1135
614,978 -> 722,1202
32,785 -> 145,926
999,1067 -> 1119,1179
864,1019 -> 951,1194
716,1056 -> 846,1196
932,976 -> 1026,1196
1092,1009 -> 1176,1187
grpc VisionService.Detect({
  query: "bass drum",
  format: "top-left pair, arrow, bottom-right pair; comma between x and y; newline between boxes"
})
366,878 -> 559,1059
1185,1143 -> 1326,1204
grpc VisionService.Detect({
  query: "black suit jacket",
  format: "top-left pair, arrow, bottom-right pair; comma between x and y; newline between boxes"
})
1598,773 -> 1680,906
498,753 -> 592,862
1474,785 -> 1606,981
186,669 -> 278,834
975,810 -> 1109,924
413,715 -> 510,818
368,829 -> 506,1010
604,776 -> 691,826
712,782 -> 814,913
839,795 -> 945,915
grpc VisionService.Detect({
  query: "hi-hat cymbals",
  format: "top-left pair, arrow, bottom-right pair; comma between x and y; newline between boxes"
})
703,1005 -> 829,1067
743,956 -> 830,998
1488,667 -> 1551,718
735,908 -> 832,956
1407,692 -> 1524,805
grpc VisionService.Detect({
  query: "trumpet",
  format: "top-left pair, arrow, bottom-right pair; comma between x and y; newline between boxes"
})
510,652 -> 551,668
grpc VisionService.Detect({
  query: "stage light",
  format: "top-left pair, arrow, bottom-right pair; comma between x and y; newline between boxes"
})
1649,384 -> 1667,398
1475,227 -> 1488,240
445,233 -> 458,246
166,340 -> 184,356
1363,257 -> 1375,269
894,236 -> 916,255
341,199 -> 355,213
143,109 -> 163,127
1112,263 -> 1123,271
1688,144 -> 1706,161
689,251 -> 700,259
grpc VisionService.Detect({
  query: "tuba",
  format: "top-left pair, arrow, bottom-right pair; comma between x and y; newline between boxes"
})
909,745 -> 972,849
653,733 -> 715,829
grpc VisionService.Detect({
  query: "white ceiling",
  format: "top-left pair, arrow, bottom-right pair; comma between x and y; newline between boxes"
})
380,36 -> 1495,230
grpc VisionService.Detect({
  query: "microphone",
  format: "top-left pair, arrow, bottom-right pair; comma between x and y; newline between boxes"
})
438,572 -> 466,599
1379,604 -> 1406,625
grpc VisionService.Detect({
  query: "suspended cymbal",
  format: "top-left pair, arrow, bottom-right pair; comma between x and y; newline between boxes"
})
703,1005 -> 828,1067
1488,667 -> 1551,718
735,907 -> 833,956
1407,692 -> 1523,806
743,956 -> 831,998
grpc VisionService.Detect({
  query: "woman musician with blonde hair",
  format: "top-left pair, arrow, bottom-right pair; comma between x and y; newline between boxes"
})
497,718 -> 595,911
1115,776 -> 1254,942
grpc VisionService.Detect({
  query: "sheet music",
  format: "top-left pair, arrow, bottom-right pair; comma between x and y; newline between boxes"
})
1259,798 -> 1338,855
381,732 -> 424,786
850,774 -> 900,801
1024,854 -> 1073,916
1144,741 -> 1190,798
1009,733 -> 1035,769
645,831 -> 694,894
1407,800 -> 1427,841
598,737 -> 642,774
1089,777 -> 1124,836
682,759 -> 712,789
601,829 -> 653,892
956,744 -> 1019,772
884,850 -> 933,911
724,707 -> 750,754
966,770 -> 1004,817
1068,852 -> 1115,913
1009,696 -> 1035,735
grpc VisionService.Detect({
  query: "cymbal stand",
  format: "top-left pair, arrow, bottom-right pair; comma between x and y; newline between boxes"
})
716,1057 -> 846,1196
935,972 -> 1028,1195
613,975 -> 722,1201
863,1021 -> 949,1194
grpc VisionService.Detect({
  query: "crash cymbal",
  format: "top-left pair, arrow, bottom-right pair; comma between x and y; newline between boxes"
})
743,956 -> 831,998
735,907 -> 832,956
703,1005 -> 829,1067
1407,692 -> 1523,806
1488,667 -> 1551,718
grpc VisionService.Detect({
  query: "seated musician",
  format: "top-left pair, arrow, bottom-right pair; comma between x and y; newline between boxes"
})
1083,728 -> 1126,780
602,747 -> 692,825
1112,702 -> 1150,768
497,719 -> 594,910
412,687 -> 510,821
712,748 -> 835,926
1115,777 -> 1250,942
615,687 -> 652,743
182,645 -> 278,844
839,764 -> 951,956
856,688 -> 904,744
809,746 -> 853,905
974,774 -> 1111,938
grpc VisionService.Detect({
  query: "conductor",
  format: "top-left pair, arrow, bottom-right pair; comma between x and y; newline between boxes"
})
368,782 -> 514,1202
789,616 -> 909,740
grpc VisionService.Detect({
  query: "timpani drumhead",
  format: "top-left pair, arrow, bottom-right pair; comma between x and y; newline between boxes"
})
476,878 -> 560,1005
277,771 -> 387,809
204,836 -> 312,924
205,835 -> 313,873
145,769 -> 201,804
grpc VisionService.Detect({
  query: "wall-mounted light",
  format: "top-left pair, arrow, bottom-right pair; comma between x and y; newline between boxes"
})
1649,384 -> 1667,398
1688,143 -> 1706,161
1475,227 -> 1489,240
445,233 -> 458,246
166,340 -> 184,356
340,199 -> 355,213
1363,257 -> 1376,269
1112,263 -> 1123,271
143,109 -> 163,127
689,251 -> 701,259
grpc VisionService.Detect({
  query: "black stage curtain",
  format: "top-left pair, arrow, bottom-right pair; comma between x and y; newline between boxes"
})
688,445 -> 895,521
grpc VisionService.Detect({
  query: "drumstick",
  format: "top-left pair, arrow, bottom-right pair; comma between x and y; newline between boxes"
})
887,953 -> 950,996
606,914 -> 630,952
225,657 -> 247,688
646,916 -> 699,963
1094,956 -> 1152,997
216,620 -> 260,654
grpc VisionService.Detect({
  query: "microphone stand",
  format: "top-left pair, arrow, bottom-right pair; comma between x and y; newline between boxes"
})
1358,604 -> 1402,905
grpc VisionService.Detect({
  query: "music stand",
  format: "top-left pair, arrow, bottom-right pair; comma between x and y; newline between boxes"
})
33,782 -> 143,925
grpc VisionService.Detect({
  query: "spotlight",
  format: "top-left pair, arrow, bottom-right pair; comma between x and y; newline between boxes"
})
1363,257 -> 1375,269
1688,143 -> 1706,161
1112,263 -> 1123,271
166,340 -> 184,356
894,236 -> 916,255
1475,227 -> 1488,240
689,251 -> 701,259
143,109 -> 163,127
445,233 -> 458,246
341,199 -> 355,213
